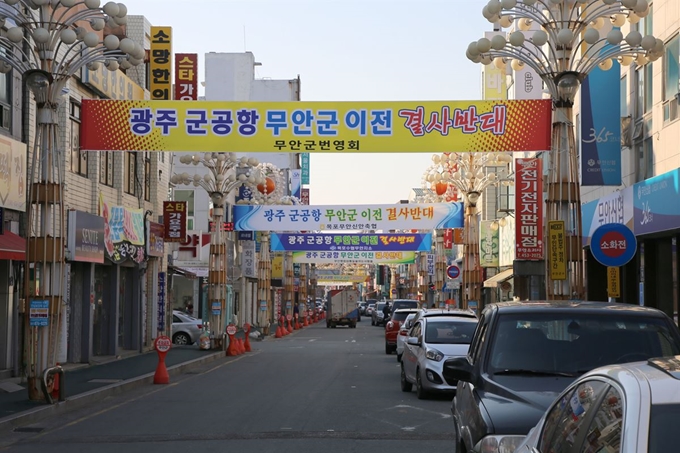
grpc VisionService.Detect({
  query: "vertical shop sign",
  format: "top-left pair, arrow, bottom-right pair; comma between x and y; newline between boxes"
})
443,229 -> 453,249
515,158 -> 543,260
300,188 -> 310,205
479,220 -> 499,267
427,253 -> 435,276
150,27 -> 172,100
174,53 -> 198,101
290,169 -> 301,199
300,153 -> 310,184
157,272 -> 166,331
163,201 -> 186,242
242,240 -> 257,278
548,220 -> 566,280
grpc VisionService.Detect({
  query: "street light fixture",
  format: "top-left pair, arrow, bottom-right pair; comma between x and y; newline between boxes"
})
171,153 -> 264,345
0,0 -> 143,401
467,0 -> 662,299
423,152 -> 512,309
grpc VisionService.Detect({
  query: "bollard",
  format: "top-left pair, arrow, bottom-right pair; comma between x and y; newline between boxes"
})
226,324 -> 238,356
243,323 -> 252,352
153,336 -> 172,384
41,364 -> 65,404
287,315 -> 294,334
303,314 -> 309,327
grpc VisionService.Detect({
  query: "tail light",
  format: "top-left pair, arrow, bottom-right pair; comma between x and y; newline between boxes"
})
197,324 -> 203,329
386,321 -> 394,330
399,329 -> 408,336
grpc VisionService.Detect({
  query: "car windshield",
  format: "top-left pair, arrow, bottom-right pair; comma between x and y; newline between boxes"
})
649,403 -> 680,451
424,320 -> 476,344
392,300 -> 418,311
376,303 -> 386,312
488,313 -> 680,375
392,312 -> 413,322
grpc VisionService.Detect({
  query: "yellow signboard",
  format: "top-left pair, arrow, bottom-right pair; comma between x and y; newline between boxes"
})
80,99 -> 553,153
81,65 -> 145,100
150,26 -> 172,100
607,267 -> 620,298
548,221 -> 566,280
316,275 -> 366,283
271,254 -> 283,279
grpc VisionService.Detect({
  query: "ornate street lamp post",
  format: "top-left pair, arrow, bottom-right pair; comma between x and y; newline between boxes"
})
423,152 -> 512,309
171,153 -> 263,346
0,0 -> 143,400
466,0 -> 662,299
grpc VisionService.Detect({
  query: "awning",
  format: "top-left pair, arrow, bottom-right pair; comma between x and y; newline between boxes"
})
0,231 -> 25,261
168,265 -> 197,279
483,268 -> 514,288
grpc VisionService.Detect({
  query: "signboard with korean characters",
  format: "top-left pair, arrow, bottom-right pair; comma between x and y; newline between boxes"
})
241,240 -> 257,278
232,203 -> 463,232
292,251 -> 416,265
150,27 -> 172,100
174,53 -> 198,101
270,233 -> 432,252
515,158 -> 543,260
163,201 -> 187,243
590,223 -> 637,268
80,99 -> 552,153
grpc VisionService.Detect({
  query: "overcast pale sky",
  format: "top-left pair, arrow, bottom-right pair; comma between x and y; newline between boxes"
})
131,0 -> 490,205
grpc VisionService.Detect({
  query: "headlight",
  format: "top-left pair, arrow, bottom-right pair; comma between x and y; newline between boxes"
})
473,435 -> 525,453
425,348 -> 444,361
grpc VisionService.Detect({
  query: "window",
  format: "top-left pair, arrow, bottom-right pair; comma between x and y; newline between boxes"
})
99,151 -> 114,187
637,136 -> 654,181
124,151 -> 137,195
144,153 -> 151,201
663,35 -> 679,123
69,100 -> 86,176
581,386 -> 623,453
173,189 -> 195,230
0,47 -> 11,131
620,75 -> 628,118
649,403 -> 680,451
644,63 -> 654,114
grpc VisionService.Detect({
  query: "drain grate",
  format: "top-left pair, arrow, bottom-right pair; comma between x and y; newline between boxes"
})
14,427 -> 44,433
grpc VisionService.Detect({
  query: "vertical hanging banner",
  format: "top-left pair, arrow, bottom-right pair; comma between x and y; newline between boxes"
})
443,229 -> 453,249
163,201 -> 187,242
300,153 -> 310,184
548,220 -> 566,280
290,169 -> 302,199
300,188 -> 310,205
479,220 -> 499,267
174,53 -> 198,101
157,272 -> 166,331
150,27 -> 172,100
515,158 -> 543,260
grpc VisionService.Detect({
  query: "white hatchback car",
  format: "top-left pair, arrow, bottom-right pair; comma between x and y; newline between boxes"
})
396,312 -> 418,362
505,356 -> 680,453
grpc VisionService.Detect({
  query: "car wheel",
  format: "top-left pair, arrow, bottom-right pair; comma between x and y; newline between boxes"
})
400,364 -> 412,392
173,332 -> 191,345
385,343 -> 391,354
371,320 -> 375,326
416,369 -> 428,400
396,353 -> 402,363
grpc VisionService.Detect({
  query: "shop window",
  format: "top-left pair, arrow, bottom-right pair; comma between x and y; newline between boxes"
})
99,151 -> 114,187
663,34 -> 679,123
124,151 -> 137,195
69,100 -> 87,176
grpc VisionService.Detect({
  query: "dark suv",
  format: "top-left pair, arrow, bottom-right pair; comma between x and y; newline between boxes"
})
443,301 -> 680,453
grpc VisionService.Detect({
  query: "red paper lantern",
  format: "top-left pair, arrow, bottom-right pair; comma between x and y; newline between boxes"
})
257,177 -> 276,194
434,182 -> 448,196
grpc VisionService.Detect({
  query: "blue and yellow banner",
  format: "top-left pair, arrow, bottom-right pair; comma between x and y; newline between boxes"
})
270,233 -> 432,252
293,251 -> 416,265
80,99 -> 552,153
233,203 -> 463,232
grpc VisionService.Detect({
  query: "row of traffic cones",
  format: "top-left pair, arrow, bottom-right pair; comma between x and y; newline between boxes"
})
274,310 -> 326,338
226,323 -> 252,356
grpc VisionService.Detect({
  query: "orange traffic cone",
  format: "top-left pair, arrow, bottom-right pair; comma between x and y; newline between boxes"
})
275,324 -> 283,338
244,334 -> 252,352
51,363 -> 60,400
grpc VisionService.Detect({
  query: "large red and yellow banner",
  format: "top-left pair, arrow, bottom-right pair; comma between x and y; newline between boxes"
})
80,99 -> 552,153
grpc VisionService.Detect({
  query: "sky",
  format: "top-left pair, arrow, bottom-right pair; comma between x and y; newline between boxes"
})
130,0 -> 491,205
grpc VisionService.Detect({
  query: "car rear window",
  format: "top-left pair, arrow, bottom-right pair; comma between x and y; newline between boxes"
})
392,300 -> 418,311
392,311 -> 414,322
488,313 -> 680,375
424,320 -> 477,344
649,403 -> 680,451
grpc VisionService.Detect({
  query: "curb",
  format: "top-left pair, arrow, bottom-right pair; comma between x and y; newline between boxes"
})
0,351 -> 225,431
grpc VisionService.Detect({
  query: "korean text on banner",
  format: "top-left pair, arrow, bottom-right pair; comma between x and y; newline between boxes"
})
80,99 -> 553,153
548,221 -> 567,280
174,53 -> 198,101
479,220 -> 499,267
300,153 -> 310,184
150,27 -> 172,100
233,203 -> 463,232
515,158 -> 543,260
99,194 -> 146,264
163,201 -> 187,243
293,251 -> 416,265
270,233 -> 432,252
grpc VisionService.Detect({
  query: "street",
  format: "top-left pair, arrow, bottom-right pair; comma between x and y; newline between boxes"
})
0,320 -> 455,452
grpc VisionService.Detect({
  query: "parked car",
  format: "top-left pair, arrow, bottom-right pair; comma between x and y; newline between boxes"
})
372,302 -> 388,326
390,299 -> 419,313
396,312 -> 418,362
358,301 -> 368,315
385,308 -> 420,355
400,315 -> 478,399
442,301 -> 680,453
511,355 -> 680,453
409,307 -> 477,326
171,310 -> 204,345
365,303 -> 375,317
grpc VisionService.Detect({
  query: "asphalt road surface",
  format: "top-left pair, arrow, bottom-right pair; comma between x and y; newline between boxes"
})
0,319 -> 456,453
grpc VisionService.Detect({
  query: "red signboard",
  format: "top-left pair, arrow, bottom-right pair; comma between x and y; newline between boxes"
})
174,53 -> 198,101
301,188 -> 310,205
515,158 -> 543,260
443,229 -> 453,249
163,201 -> 187,243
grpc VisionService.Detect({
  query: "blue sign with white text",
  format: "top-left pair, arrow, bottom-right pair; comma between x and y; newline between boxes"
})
633,168 -> 680,235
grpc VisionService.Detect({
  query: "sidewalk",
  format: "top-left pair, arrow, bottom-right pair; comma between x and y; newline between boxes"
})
0,345 -> 225,430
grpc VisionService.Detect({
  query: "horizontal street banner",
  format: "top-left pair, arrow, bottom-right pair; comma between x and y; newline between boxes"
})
315,274 -> 367,283
80,99 -> 552,153
294,251 -> 416,264
233,203 -> 463,231
270,233 -> 432,252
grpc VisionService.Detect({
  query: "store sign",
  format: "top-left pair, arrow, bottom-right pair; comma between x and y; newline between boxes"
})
67,210 -> 105,263
147,221 -> 165,258
633,168 -> 680,235
548,221 -> 567,280
443,229 -> 453,249
581,188 -> 633,246
300,153 -> 310,184
300,188 -> 310,205
150,26 -> 172,100
99,194 -> 145,264
233,203 -> 463,231
292,250 -> 416,265
242,240 -> 257,278
515,158 -> 543,260
270,233 -> 432,252
0,136 -> 27,212
479,220 -> 499,268
174,53 -> 198,101
290,169 -> 301,199
157,272 -> 166,331
427,253 -> 435,276
29,300 -> 49,327
81,64 -> 145,100
163,201 -> 187,242
80,99 -> 552,153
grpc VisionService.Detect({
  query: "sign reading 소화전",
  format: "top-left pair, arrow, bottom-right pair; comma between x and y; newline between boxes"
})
270,233 -> 432,252
150,27 -> 172,100
79,99 -> 553,153
174,53 -> 198,101
163,201 -> 187,243
515,158 -> 543,260
233,203 -> 463,232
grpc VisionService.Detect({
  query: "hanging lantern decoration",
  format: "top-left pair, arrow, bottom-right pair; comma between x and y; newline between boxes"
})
257,177 -> 276,194
434,181 -> 448,196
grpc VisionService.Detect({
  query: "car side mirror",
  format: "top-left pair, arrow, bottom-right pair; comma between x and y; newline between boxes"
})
406,337 -> 420,346
443,356 -> 474,384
